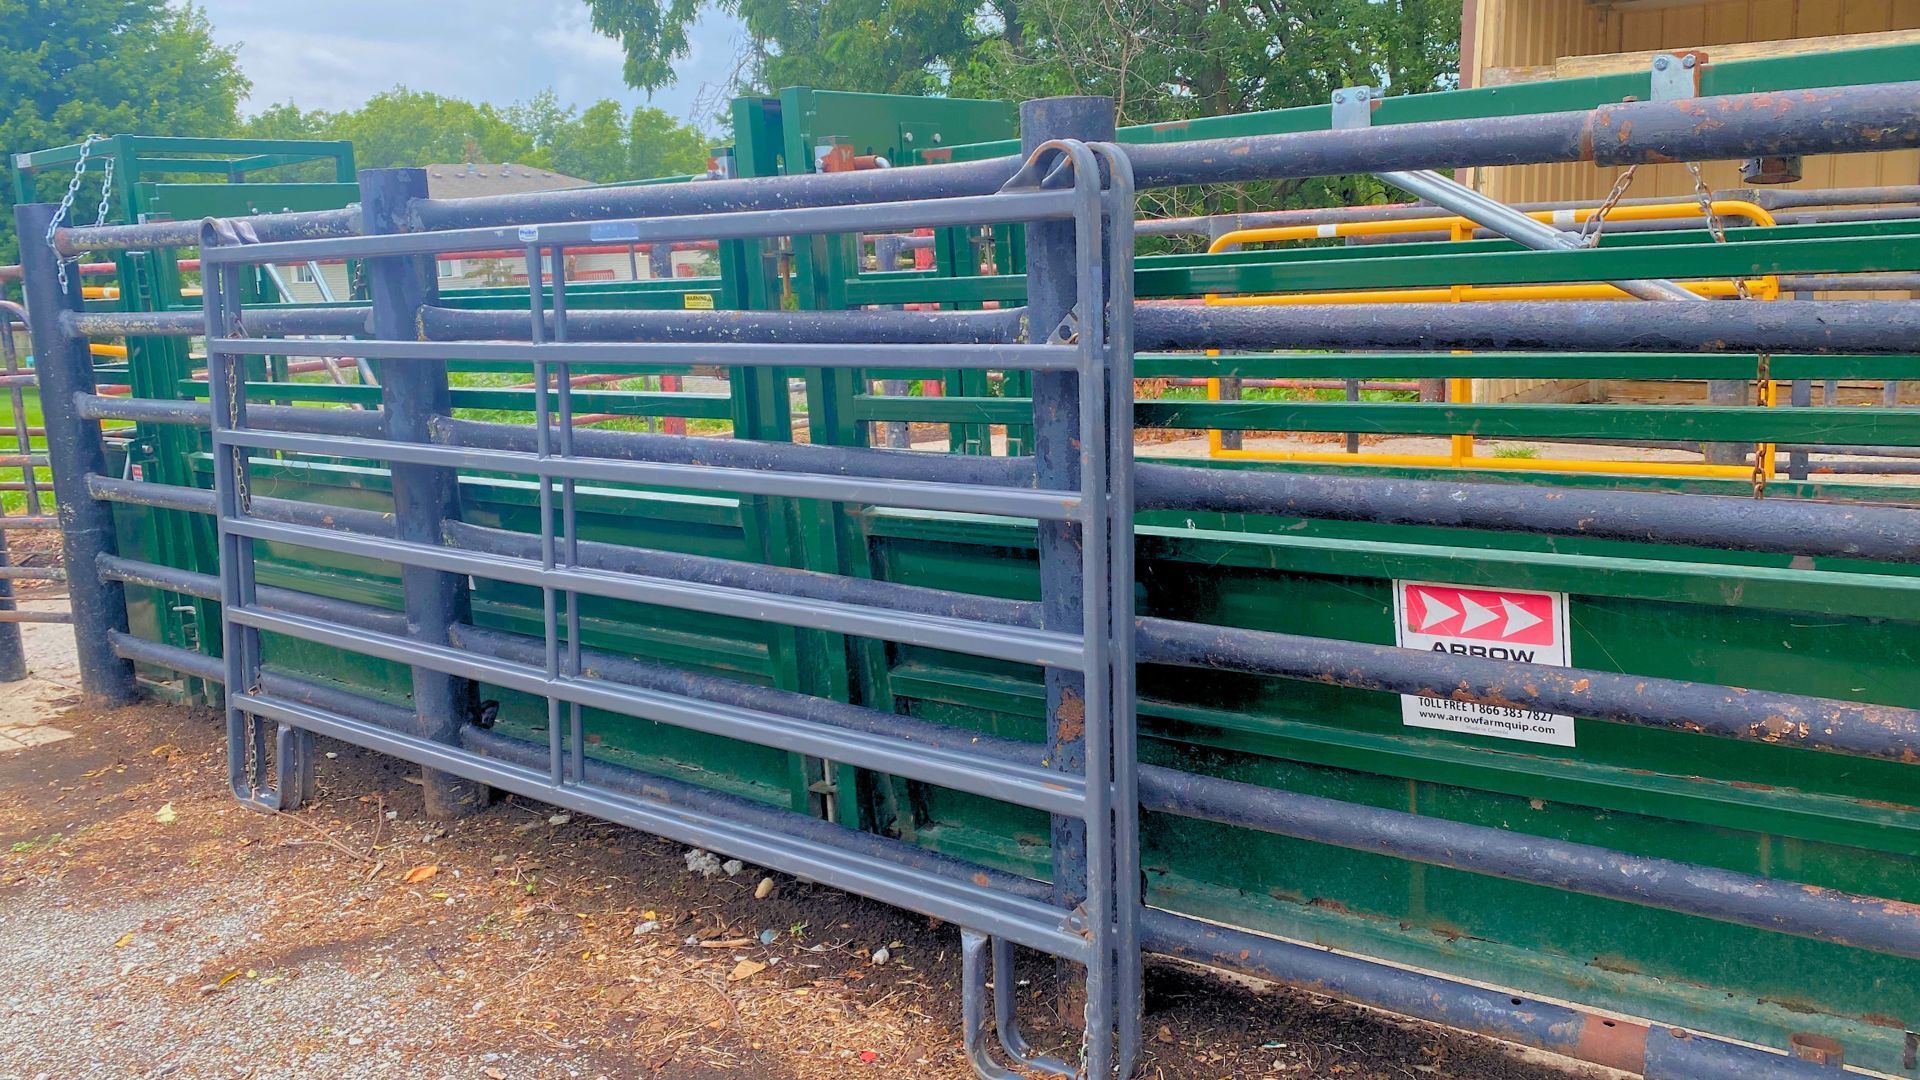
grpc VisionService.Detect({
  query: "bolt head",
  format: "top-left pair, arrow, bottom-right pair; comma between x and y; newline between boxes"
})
1355,88 -> 1369,100
1682,54 -> 1697,68
1333,92 -> 1346,103
1653,56 -> 1670,70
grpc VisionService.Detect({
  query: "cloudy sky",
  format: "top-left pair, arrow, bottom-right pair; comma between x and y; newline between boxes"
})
186,0 -> 745,133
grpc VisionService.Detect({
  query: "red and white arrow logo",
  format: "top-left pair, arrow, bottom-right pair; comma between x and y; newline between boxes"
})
1405,585 -> 1557,646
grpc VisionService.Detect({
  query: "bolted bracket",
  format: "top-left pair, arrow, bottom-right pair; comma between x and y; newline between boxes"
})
1047,308 -> 1082,346
1331,86 -> 1375,130
1650,51 -> 1706,102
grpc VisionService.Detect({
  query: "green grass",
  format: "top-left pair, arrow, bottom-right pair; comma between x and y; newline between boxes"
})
1150,384 -> 1420,404
1491,445 -> 1543,459
0,388 -> 50,516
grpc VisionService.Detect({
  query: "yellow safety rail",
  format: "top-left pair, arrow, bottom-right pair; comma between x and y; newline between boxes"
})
1201,200 -> 1782,479
80,287 -> 203,300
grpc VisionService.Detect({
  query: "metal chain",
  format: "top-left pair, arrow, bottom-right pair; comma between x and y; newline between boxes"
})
1752,351 -> 1772,499
43,134 -> 110,291
1685,159 -> 1768,493
1577,166 -> 1638,247
1685,160 -> 1749,299
95,154 -> 115,228
226,349 -> 252,512
214,264 -> 252,512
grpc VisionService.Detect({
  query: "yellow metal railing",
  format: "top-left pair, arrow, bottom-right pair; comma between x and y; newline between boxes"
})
1200,200 -> 1782,478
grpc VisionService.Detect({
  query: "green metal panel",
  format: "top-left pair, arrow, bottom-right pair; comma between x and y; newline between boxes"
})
922,39 -> 1920,162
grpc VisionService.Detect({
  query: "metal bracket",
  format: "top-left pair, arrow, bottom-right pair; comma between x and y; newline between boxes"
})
1650,51 -> 1705,102
1048,308 -> 1082,346
1331,86 -> 1374,130
960,930 -> 1075,1080
233,718 -> 314,813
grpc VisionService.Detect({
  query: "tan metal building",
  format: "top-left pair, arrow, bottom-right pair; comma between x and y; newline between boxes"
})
1460,0 -> 1920,203
1454,1 -> 1920,403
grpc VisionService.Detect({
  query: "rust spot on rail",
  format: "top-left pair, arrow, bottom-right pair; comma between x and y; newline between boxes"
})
1054,687 -> 1086,743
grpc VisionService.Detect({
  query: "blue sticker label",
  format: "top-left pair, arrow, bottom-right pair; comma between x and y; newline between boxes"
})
517,226 -> 539,242
589,221 -> 642,242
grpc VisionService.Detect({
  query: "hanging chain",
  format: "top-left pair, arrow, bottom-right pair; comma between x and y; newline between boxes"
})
1685,160 -> 1768,493
1685,160 -> 1749,299
1752,351 -> 1772,499
95,154 -> 115,228
1577,165 -> 1638,247
226,343 -> 252,512
43,134 -> 114,292
208,260 -> 253,513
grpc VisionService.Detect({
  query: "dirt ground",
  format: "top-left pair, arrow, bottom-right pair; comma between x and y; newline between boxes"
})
0,647 -> 1601,1080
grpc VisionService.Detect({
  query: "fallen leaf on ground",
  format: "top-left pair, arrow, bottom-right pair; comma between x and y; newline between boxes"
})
401,865 -> 440,885
154,803 -> 177,824
112,932 -> 134,948
727,958 -> 767,982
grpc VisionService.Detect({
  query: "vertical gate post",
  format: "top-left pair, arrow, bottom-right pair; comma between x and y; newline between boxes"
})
1021,96 -> 1118,1021
0,531 -> 26,682
11,203 -> 139,704
360,169 -> 487,818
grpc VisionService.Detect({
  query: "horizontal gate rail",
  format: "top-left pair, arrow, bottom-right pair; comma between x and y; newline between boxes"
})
47,81 -> 1920,255
214,427 -> 1085,520
78,474 -> 1920,763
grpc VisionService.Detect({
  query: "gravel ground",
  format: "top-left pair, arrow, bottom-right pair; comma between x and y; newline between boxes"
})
0,688 -> 1603,1080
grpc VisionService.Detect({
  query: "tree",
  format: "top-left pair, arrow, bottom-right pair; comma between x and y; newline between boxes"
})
579,0 -> 1456,112
553,100 -> 635,182
321,88 -> 539,170
235,90 -> 711,186
1,0 -> 247,260
626,106 -> 710,180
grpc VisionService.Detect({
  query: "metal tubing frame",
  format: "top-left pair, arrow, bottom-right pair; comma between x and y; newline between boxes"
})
362,169 -> 487,819
86,470 -> 1920,765
103,547 -> 1920,963
187,152 -> 1138,1076
41,79 -> 1920,1077
102,535 -> 1918,1075
87,584 -> 1874,1080
11,204 -> 138,702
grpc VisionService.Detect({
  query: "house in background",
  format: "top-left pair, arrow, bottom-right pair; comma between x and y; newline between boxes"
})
276,162 -> 712,302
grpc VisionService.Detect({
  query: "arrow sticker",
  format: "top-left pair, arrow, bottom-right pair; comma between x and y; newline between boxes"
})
1416,591 -> 1458,631
1500,598 -> 1543,640
1394,579 -> 1575,746
1458,596 -> 1498,634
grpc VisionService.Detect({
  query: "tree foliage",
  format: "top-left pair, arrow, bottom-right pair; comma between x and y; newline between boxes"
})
581,0 -> 1457,117
1,0 -> 245,260
580,0 -> 1458,225
239,90 -> 710,182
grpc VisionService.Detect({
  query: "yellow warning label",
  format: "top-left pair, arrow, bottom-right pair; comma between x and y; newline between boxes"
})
683,293 -> 716,309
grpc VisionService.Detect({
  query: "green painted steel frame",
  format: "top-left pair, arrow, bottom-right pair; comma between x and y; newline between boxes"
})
921,39 -> 1920,163
13,136 -> 359,701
